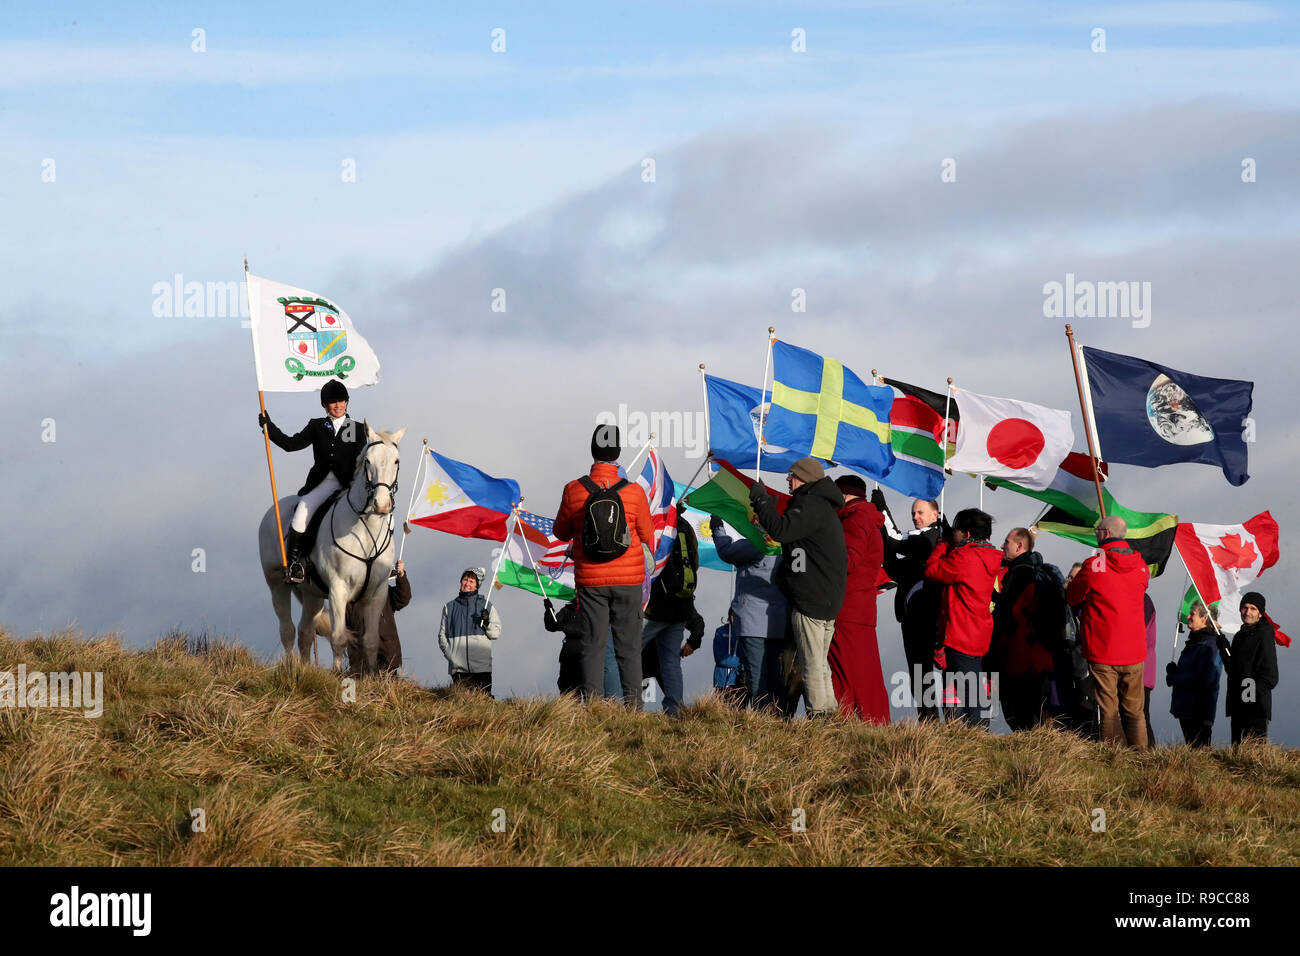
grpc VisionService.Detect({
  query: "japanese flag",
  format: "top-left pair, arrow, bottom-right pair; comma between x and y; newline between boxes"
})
1175,512 -> 1280,634
947,388 -> 1075,491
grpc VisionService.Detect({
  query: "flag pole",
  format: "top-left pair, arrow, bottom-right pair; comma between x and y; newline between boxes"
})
1064,325 -> 1107,518
699,363 -> 712,461
1171,568 -> 1192,659
625,433 -> 656,476
869,369 -> 882,491
755,327 -> 775,474
514,510 -> 556,598
1174,542 -> 1224,639
682,454 -> 713,496
482,508 -> 519,608
248,257 -> 289,572
396,439 -> 428,566
939,378 -> 953,518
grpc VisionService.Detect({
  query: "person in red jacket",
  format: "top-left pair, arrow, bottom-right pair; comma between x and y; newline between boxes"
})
925,508 -> 1002,728
1065,515 -> 1151,748
828,475 -> 890,723
553,424 -> 656,708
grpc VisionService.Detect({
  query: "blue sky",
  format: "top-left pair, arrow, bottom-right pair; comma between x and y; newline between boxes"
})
2,0 -> 1299,744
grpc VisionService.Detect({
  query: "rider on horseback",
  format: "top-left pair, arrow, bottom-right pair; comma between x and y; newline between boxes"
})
259,379 -> 366,584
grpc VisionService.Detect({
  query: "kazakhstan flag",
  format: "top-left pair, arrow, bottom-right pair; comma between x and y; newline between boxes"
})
764,340 -> 896,480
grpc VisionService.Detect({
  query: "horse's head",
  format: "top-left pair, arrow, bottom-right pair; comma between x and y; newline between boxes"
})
354,420 -> 407,516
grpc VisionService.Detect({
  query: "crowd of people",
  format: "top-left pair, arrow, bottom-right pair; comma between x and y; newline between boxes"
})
267,389 -> 1280,748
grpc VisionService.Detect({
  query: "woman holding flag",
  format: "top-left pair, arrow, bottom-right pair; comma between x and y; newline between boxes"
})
258,379 -> 365,584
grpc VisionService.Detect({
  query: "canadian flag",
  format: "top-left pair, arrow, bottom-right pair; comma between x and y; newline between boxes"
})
947,387 -> 1075,491
1175,511 -> 1280,634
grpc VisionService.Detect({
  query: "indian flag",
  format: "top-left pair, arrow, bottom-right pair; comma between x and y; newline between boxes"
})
684,459 -> 786,555
494,510 -> 575,600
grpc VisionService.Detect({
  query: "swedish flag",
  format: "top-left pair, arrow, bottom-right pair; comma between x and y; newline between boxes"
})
764,340 -> 896,479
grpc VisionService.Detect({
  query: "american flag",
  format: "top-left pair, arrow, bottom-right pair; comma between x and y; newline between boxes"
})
516,509 -> 572,570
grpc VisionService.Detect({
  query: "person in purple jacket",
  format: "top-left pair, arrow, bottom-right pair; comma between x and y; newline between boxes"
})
1142,593 -> 1158,748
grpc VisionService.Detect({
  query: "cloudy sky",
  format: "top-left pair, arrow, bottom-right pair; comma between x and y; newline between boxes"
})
3,0 -> 1298,745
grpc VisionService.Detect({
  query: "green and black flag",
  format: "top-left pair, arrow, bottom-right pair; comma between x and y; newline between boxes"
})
1035,495 -> 1178,577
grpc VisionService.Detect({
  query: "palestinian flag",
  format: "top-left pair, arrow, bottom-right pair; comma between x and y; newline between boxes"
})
1035,492 -> 1178,577
684,459 -> 787,555
1178,585 -> 1291,647
986,452 -> 1108,521
494,510 -> 575,601
1175,512 -> 1280,635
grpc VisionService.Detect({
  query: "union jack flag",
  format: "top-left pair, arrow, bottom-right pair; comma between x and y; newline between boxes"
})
635,447 -> 678,582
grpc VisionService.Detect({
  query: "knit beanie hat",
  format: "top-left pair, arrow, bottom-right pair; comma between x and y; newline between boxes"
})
1240,591 -> 1266,615
461,567 -> 486,590
790,457 -> 825,483
834,474 -> 867,498
591,424 -> 621,463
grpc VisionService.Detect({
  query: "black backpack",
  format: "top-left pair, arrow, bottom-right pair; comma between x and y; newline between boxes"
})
657,523 -> 698,600
1030,562 -> 1070,651
578,476 -> 630,563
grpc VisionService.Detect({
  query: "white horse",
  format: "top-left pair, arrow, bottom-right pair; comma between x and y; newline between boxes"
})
258,422 -> 406,671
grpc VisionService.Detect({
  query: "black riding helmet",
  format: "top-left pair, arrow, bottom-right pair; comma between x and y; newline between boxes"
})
320,379 -> 349,408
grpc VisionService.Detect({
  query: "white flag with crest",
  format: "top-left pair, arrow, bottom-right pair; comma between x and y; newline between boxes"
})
248,272 -> 380,392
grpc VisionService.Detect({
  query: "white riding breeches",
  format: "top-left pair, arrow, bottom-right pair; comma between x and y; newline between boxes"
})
291,474 -> 344,532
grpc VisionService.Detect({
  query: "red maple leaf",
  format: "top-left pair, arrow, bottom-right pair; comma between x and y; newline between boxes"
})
1209,533 -> 1257,570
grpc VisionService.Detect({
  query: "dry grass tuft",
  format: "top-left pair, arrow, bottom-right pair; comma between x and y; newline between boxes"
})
2,626 -> 1299,865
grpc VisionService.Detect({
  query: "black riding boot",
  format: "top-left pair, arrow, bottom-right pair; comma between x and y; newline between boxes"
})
284,529 -> 307,585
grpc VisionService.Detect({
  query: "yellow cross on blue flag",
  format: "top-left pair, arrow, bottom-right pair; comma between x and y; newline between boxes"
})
765,340 -> 896,480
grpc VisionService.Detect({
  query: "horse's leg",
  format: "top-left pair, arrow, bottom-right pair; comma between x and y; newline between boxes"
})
298,590 -> 325,663
361,598 -> 384,674
268,578 -> 296,658
328,581 -> 353,672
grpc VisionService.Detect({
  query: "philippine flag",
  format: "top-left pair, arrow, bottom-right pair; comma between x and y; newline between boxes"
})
947,387 -> 1075,491
407,448 -> 525,543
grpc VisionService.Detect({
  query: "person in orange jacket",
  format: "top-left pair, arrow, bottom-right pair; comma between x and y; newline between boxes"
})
925,508 -> 1002,728
553,424 -> 655,708
1065,515 -> 1151,748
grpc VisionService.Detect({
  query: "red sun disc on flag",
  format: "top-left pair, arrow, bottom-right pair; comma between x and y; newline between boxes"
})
986,419 -> 1044,468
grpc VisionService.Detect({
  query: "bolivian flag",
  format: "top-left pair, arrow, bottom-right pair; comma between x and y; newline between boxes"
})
765,341 -> 896,480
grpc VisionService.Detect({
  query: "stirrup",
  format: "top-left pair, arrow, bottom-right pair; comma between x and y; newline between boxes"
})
284,560 -> 306,585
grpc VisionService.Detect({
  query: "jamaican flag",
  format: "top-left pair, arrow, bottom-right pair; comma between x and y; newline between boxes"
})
1035,494 -> 1177,577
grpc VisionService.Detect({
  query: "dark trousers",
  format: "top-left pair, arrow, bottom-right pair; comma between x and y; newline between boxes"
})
1143,686 -> 1157,748
1178,717 -> 1213,748
1001,673 -> 1051,731
902,619 -> 941,723
452,671 -> 492,696
1231,715 -> 1268,745
577,585 -> 644,708
944,649 -> 990,729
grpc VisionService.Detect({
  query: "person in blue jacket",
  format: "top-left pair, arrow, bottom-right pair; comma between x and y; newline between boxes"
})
1165,600 -> 1222,748
710,515 -> 789,712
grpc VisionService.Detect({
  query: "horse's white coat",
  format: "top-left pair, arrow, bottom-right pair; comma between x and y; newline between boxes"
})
258,422 -> 406,670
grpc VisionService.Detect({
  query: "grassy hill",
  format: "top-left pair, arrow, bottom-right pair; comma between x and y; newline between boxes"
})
3,628 -> 1299,866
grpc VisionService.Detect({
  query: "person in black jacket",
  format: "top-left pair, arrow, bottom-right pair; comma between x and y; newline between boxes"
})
750,457 -> 847,718
258,379 -> 366,583
642,503 -> 705,717
1217,592 -> 1279,744
874,491 -> 944,722
1166,600 -> 1221,747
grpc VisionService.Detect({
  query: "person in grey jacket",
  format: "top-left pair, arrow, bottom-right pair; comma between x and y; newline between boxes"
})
710,515 -> 788,711
438,567 -> 503,696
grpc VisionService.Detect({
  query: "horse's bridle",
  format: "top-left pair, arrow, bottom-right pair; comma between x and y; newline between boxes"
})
328,439 -> 399,592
